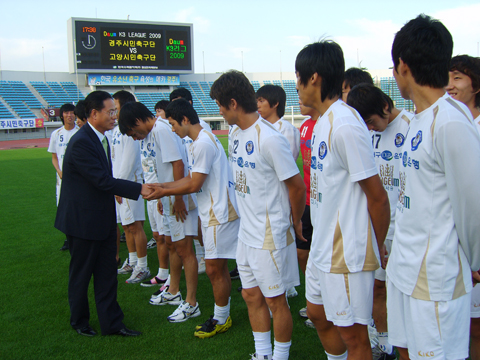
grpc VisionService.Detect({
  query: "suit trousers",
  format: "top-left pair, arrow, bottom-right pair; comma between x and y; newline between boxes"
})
67,233 -> 124,335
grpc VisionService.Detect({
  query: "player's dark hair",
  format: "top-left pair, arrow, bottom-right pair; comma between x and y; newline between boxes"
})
74,100 -> 87,121
170,88 -> 193,103
347,83 -> 394,121
84,91 -> 113,118
256,85 -> 286,118
118,101 -> 154,135
165,98 -> 200,125
295,41 -> 344,102
450,55 -> 480,108
155,100 -> 170,111
392,14 -> 453,88
210,70 -> 257,113
59,103 -> 75,124
112,90 -> 136,108
344,68 -> 374,89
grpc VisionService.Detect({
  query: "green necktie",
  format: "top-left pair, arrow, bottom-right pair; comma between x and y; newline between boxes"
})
101,137 -> 109,160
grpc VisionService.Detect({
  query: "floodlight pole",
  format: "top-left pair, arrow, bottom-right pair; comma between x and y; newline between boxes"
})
203,51 -> 206,82
42,47 -> 47,83
280,50 -> 282,83
241,51 -> 244,73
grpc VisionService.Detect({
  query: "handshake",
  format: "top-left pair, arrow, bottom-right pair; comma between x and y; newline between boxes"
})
140,183 -> 166,200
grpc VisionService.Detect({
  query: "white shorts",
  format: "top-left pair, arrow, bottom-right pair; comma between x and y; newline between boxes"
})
387,276 -> 470,360
306,260 -> 374,327
115,194 -> 146,226
236,240 -> 300,298
56,175 -> 61,206
163,208 -> 198,242
472,284 -> 480,318
147,199 -> 164,235
375,238 -> 392,282
202,218 -> 239,260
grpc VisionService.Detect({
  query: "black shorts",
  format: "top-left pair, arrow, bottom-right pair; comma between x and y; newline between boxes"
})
296,205 -> 312,250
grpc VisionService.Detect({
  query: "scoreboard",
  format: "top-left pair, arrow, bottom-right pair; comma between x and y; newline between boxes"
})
67,18 -> 193,74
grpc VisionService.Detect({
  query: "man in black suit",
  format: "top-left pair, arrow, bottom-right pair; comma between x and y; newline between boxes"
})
55,90 -> 151,337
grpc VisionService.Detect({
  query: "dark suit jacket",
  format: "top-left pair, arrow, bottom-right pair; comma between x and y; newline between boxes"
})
55,122 -> 142,240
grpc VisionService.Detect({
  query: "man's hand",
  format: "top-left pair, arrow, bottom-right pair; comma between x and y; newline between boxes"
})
115,195 -> 122,204
173,197 -> 187,222
157,200 -> 163,215
57,170 -> 63,179
293,219 -> 306,242
380,243 -> 387,269
141,184 -> 153,198
143,183 -> 166,200
473,271 -> 480,287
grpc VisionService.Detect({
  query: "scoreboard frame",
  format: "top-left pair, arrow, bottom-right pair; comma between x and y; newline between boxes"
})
67,17 -> 194,74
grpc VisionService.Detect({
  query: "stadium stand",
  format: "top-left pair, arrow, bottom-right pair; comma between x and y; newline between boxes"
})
0,101 -> 15,119
0,81 -> 37,118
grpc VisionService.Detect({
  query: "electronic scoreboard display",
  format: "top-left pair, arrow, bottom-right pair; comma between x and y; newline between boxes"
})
67,18 -> 193,74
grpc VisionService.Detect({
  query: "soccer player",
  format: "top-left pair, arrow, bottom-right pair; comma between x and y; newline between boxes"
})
155,100 -> 170,120
446,54 -> 480,360
74,100 -> 87,128
387,15 -> 480,360
48,103 -> 79,250
295,41 -> 390,360
145,98 -> 239,338
297,100 -> 320,328
118,101 -> 200,323
341,67 -> 374,102
256,84 -> 301,160
347,83 -> 412,359
210,70 -> 306,360
111,90 -> 150,284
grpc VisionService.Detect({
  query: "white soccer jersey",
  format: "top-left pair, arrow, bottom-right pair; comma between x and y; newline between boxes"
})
371,109 -> 412,240
229,117 -> 299,250
387,93 -> 480,301
309,100 -> 379,274
111,126 -> 143,182
150,120 -> 197,216
228,124 -> 238,162
190,129 -> 239,227
183,118 -> 212,168
140,119 -> 164,184
48,125 -> 80,170
274,118 -> 301,160
475,115 -> 480,135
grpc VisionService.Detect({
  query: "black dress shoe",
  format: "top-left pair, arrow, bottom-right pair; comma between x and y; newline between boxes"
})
60,240 -> 69,251
112,327 -> 142,337
76,325 -> 97,337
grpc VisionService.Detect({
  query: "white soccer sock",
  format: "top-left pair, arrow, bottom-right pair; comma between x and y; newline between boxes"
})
137,255 -> 147,269
378,332 -> 393,354
253,331 -> 272,358
194,239 -> 205,257
128,252 -> 138,267
213,297 -> 231,325
273,339 -> 291,360
164,275 -> 171,287
157,268 -> 169,280
324,351 -> 348,360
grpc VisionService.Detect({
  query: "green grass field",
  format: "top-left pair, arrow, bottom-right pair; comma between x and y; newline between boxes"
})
0,137 -> 326,360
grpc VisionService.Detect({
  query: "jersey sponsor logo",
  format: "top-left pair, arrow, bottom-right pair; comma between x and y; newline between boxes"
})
381,150 -> 393,161
237,157 -> 244,168
246,141 -> 254,155
395,133 -> 405,147
235,170 -> 250,197
379,164 -> 394,188
402,151 -> 408,167
397,171 -> 410,211
411,131 -> 422,151
319,141 -> 327,160
244,161 -> 255,169
311,156 -> 317,170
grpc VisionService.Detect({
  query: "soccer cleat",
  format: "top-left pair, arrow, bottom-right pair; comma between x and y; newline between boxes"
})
372,345 -> 397,360
304,319 -> 315,328
146,238 -> 157,249
120,232 -> 126,242
368,322 -> 379,348
286,286 -> 298,298
298,306 -> 308,318
117,259 -> 133,274
125,267 -> 150,284
194,315 -> 232,338
250,354 -> 272,360
167,301 -> 201,323
140,276 -> 166,287
149,290 -> 182,306
229,267 -> 240,280
198,257 -> 206,274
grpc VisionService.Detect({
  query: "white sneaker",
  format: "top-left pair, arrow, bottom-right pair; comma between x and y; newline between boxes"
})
250,354 -> 272,360
198,257 -> 206,274
146,238 -> 157,249
117,259 -> 133,274
149,290 -> 182,306
167,301 -> 201,323
299,306 -> 308,318
125,267 -> 150,284
286,286 -> 298,298
305,319 -> 315,328
368,322 -> 379,348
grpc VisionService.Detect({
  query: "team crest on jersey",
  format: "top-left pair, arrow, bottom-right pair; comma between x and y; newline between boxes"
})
246,141 -> 254,155
318,141 -> 327,160
395,133 -> 405,147
411,131 -> 422,151
381,150 -> 393,161
237,157 -> 244,168
311,156 -> 317,170
402,151 -> 408,167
